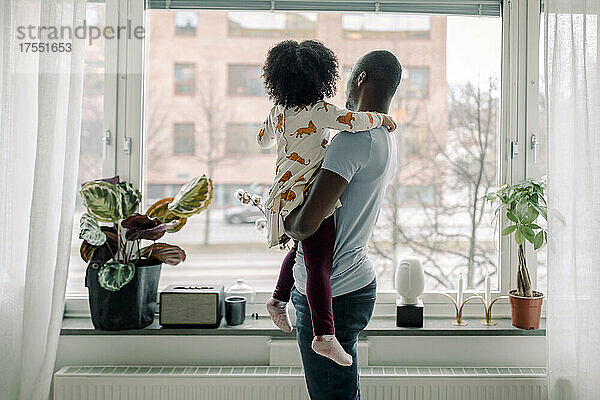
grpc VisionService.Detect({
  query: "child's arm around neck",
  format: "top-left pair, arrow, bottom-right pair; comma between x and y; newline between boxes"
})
311,100 -> 384,133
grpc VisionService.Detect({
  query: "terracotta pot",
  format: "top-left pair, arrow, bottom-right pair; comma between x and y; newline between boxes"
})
508,290 -> 543,330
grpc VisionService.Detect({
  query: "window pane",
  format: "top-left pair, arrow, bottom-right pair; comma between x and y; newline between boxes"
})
342,14 -> 431,39
228,12 -> 317,37
175,11 -> 198,35
226,123 -> 271,155
174,123 -> 195,155
535,15 -> 548,295
398,67 -> 429,99
228,65 -> 265,96
68,2 -> 106,295
143,11 -> 501,294
174,63 -> 195,94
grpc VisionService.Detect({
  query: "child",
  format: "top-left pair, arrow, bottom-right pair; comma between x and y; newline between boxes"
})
257,40 -> 396,366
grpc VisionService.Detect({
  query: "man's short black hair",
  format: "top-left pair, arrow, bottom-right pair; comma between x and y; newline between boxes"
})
262,40 -> 339,108
351,50 -> 402,100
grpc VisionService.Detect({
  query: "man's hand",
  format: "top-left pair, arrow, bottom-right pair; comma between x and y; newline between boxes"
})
381,114 -> 397,132
284,169 -> 348,241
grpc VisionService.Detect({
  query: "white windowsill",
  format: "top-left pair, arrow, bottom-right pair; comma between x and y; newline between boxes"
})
61,315 -> 545,337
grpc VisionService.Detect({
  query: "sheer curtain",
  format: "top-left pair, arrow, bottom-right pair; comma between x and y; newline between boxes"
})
0,0 -> 86,399
545,0 -> 600,399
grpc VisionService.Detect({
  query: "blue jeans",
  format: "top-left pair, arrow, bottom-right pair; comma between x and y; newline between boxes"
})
291,279 -> 377,400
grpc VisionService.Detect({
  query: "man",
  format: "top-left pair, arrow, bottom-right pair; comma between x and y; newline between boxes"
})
284,50 -> 402,399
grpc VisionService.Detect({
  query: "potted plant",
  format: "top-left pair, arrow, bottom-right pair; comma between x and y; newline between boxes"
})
78,175 -> 213,330
485,178 -> 547,329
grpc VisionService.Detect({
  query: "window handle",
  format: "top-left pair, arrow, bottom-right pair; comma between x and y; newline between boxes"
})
123,137 -> 132,156
530,135 -> 539,163
102,130 -> 111,160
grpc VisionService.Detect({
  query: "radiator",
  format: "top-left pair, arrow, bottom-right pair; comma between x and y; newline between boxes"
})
54,366 -> 548,400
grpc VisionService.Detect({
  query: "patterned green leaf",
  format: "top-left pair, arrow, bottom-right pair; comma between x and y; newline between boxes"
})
80,226 -> 117,264
146,197 -> 187,233
98,261 -> 135,291
79,213 -> 106,246
167,176 -> 214,218
80,181 -> 123,222
117,182 -> 142,218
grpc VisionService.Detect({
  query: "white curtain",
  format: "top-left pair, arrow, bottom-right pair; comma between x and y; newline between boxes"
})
0,0 -> 86,399
545,0 -> 600,399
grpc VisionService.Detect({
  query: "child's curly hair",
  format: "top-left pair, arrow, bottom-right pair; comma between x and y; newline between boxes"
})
262,40 -> 339,108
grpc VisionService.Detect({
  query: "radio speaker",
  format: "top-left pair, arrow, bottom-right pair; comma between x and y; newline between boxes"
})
159,285 -> 224,328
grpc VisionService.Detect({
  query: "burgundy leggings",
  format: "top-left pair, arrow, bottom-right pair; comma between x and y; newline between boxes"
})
272,215 -> 335,336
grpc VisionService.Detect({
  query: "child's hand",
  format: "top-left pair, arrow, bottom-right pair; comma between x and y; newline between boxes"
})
381,114 -> 397,132
279,234 -> 291,246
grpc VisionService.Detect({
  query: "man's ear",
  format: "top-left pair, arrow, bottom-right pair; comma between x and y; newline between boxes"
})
357,71 -> 367,88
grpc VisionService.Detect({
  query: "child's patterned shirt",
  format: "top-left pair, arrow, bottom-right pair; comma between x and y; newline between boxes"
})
258,100 -> 384,247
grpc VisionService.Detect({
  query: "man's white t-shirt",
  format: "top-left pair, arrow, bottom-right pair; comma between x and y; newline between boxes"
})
293,125 -> 397,297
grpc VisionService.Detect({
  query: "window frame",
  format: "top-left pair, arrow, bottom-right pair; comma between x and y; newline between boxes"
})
174,10 -> 199,35
174,63 -> 196,95
65,0 -> 543,319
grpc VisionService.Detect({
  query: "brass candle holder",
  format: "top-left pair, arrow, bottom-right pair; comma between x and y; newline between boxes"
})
476,295 -> 510,326
440,293 -> 485,326
441,292 -> 510,326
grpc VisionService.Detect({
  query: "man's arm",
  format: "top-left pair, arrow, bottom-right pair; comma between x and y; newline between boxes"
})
284,169 -> 348,241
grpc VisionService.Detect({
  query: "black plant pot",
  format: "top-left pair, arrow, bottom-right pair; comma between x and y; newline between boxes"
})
85,260 -> 162,331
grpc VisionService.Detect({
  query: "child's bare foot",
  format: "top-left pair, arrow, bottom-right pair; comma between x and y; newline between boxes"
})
311,335 -> 353,366
266,298 -> 293,333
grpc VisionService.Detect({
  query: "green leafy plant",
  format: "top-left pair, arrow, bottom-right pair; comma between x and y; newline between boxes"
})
485,178 -> 547,297
79,175 -> 213,291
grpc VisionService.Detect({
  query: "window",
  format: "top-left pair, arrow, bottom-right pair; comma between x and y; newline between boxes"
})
228,65 -> 265,96
397,185 -> 438,206
140,10 -> 502,296
342,14 -> 431,39
68,2 -> 106,295
398,67 -> 429,99
534,14 -> 548,295
226,123 -> 271,155
69,1 -> 545,314
399,126 -> 429,157
173,123 -> 195,155
228,12 -> 317,37
174,63 -> 195,95
175,11 -> 198,35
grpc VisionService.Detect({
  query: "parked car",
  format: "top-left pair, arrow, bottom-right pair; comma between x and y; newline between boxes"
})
224,205 -> 264,224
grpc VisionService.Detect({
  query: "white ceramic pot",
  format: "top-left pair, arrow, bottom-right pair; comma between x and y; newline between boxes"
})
394,257 -> 425,305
